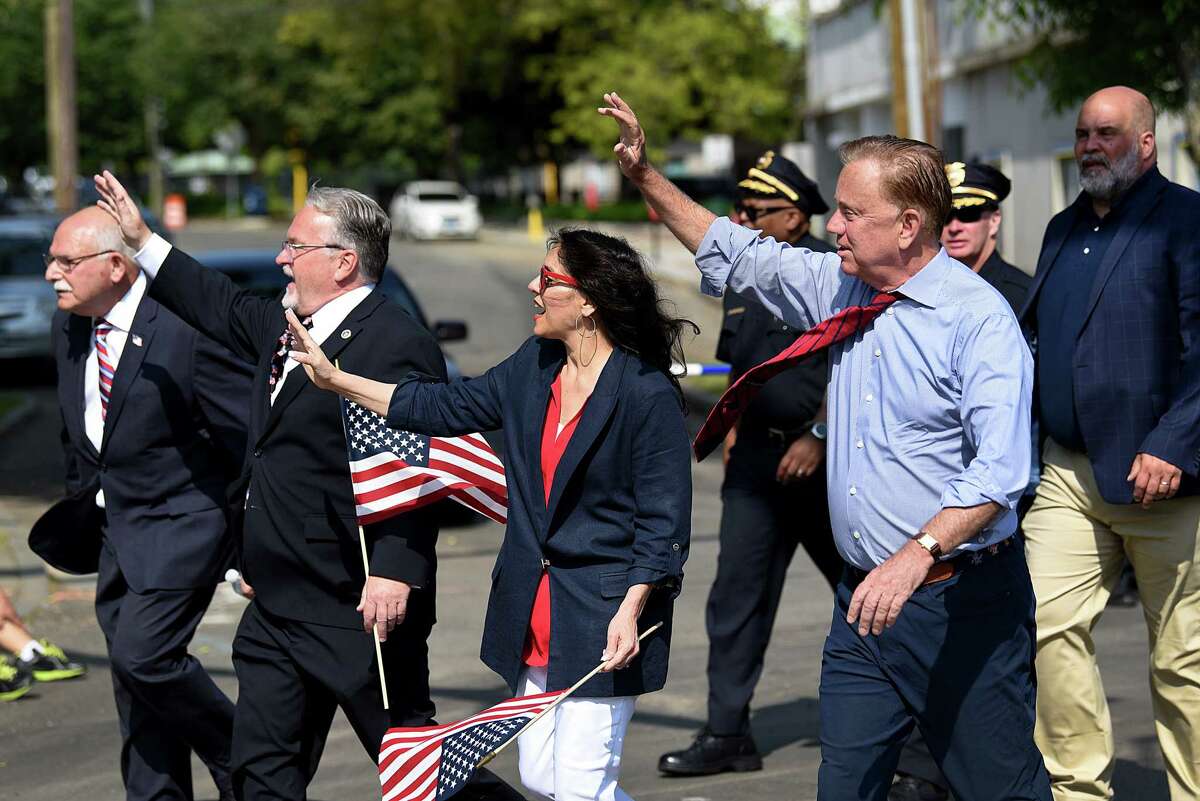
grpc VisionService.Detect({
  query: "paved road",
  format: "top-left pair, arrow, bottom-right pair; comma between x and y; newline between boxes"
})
0,222 -> 1168,800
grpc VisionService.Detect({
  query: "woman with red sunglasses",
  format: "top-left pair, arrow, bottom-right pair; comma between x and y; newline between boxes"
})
286,227 -> 696,801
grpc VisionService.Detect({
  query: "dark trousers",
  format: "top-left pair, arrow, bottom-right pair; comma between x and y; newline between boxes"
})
95,536 -> 234,801
817,544 -> 1052,801
705,436 -> 841,736
231,600 -> 524,801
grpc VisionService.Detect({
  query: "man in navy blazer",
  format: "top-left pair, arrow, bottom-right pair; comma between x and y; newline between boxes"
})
45,208 -> 252,801
1020,86 -> 1200,801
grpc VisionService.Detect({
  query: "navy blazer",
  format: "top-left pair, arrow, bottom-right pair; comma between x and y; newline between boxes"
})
388,338 -> 692,698
52,299 -> 252,592
1020,167 -> 1200,503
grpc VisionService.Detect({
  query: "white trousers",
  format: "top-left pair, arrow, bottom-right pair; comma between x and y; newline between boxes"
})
516,665 -> 637,801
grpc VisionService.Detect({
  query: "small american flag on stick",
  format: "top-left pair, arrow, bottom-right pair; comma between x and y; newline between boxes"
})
341,398 -> 507,525
378,690 -> 564,801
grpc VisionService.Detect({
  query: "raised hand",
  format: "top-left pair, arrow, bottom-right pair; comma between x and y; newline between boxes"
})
93,171 -> 152,251
285,308 -> 338,389
598,92 -> 648,180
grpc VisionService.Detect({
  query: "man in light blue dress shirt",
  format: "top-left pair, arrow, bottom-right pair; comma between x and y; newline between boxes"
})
600,94 -> 1051,800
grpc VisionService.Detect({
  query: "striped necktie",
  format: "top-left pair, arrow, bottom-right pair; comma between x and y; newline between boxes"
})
95,319 -> 115,421
692,291 -> 900,461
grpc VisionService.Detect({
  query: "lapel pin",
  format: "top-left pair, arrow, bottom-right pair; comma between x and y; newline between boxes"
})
131,334 -> 143,347
340,329 -> 352,339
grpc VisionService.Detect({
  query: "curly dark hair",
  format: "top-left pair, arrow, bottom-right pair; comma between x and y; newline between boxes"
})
547,228 -> 699,405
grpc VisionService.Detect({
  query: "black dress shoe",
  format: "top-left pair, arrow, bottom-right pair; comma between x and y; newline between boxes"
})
889,774 -> 949,801
658,727 -> 763,776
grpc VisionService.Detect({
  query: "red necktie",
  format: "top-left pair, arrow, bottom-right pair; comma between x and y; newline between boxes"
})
95,319 -> 114,421
693,291 -> 899,461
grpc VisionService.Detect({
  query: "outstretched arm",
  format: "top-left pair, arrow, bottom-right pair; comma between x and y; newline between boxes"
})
598,92 -> 716,254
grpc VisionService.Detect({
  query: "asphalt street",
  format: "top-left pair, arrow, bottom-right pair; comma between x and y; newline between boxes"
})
0,220 -> 1170,800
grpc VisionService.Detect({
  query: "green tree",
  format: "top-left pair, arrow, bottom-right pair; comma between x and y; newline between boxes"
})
968,0 -> 1200,166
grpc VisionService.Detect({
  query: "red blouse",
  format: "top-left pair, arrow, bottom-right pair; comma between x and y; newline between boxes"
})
521,373 -> 587,667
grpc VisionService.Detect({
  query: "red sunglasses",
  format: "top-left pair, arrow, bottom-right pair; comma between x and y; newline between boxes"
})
539,265 -> 579,294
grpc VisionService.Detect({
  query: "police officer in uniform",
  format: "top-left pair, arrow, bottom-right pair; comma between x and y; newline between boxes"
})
941,161 -> 1030,312
889,162 -> 1032,801
660,152 -> 842,776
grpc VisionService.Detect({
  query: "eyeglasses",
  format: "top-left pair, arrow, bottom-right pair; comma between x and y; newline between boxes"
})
945,207 -> 989,224
733,202 -> 794,224
43,250 -> 117,273
280,241 -> 347,258
539,265 -> 579,295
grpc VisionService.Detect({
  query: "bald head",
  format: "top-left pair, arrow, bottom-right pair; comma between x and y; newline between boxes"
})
1075,85 -> 1157,205
46,207 -> 138,317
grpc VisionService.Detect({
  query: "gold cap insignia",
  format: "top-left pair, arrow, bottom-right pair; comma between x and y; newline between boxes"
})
945,162 -> 966,189
755,150 -> 775,170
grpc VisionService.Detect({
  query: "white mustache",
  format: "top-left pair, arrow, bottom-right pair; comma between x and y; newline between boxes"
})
53,280 -> 71,292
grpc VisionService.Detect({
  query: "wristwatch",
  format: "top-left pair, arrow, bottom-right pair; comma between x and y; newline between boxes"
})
809,421 -> 828,441
914,531 -> 943,560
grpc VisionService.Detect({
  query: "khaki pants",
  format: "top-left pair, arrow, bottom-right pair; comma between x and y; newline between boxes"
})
1024,439 -> 1200,800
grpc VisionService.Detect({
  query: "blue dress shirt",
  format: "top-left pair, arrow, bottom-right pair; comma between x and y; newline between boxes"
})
696,218 -> 1033,570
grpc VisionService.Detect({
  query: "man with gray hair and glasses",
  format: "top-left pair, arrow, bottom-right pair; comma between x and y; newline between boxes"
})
600,93 -> 1051,800
93,172 -> 523,801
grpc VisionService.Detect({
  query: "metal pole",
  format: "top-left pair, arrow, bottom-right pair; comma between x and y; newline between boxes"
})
45,0 -> 78,213
899,0 -> 926,142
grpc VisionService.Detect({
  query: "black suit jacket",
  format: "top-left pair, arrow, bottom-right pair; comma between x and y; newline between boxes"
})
1020,167 -> 1200,502
52,297 -> 251,592
149,248 -> 448,629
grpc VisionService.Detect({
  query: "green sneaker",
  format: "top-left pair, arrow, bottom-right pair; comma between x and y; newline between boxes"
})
27,640 -> 86,682
0,656 -> 33,701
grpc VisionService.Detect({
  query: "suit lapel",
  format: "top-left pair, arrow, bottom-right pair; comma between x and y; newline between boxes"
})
1077,171 -> 1166,333
544,348 -> 627,526
1019,201 -> 1077,325
63,314 -> 95,456
523,343 -> 564,541
99,298 -> 158,455
256,291 -> 383,447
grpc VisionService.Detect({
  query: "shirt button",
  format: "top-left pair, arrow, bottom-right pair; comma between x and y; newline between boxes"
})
885,307 -> 895,315
1083,247 -> 1091,255
853,530 -> 862,540
874,349 -> 882,357
849,486 -> 857,495
864,393 -> 874,402
977,536 -> 986,544
856,439 -> 864,449
1093,226 -> 1100,232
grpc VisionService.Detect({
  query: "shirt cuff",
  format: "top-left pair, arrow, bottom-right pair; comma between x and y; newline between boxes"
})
694,217 -> 755,297
134,233 -> 172,281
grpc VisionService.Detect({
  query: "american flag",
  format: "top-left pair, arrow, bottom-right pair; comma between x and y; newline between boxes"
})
341,399 -> 507,525
378,690 -> 563,801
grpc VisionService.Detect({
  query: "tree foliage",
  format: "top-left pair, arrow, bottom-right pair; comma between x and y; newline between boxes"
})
0,0 -> 805,188
967,0 -> 1200,166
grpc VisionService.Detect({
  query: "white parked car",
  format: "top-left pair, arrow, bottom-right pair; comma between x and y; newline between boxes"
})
389,181 -> 481,240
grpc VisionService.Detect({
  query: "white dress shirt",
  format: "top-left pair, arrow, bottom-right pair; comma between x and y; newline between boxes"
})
86,272 -> 148,507
134,233 -> 376,405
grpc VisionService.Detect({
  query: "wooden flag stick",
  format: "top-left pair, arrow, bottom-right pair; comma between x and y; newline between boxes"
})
334,359 -> 391,711
477,621 -> 663,767
357,523 -> 391,711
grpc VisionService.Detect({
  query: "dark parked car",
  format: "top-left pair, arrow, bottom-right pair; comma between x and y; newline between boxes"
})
197,249 -> 469,379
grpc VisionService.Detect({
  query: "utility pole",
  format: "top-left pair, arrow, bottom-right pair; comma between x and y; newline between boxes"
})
45,0 -> 78,213
887,0 -> 927,142
140,0 -> 164,215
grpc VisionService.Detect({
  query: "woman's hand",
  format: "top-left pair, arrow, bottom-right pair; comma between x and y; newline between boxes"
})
286,308 -> 339,390
600,583 -> 652,672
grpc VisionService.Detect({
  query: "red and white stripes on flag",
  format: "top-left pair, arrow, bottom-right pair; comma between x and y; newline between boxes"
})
95,319 -> 114,420
341,398 -> 508,525
378,690 -> 564,801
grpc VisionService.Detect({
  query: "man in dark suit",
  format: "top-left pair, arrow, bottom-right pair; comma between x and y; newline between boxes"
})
659,152 -> 840,777
1020,86 -> 1200,801
93,173 -> 522,801
44,207 -> 252,801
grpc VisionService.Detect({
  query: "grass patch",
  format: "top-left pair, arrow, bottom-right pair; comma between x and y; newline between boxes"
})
0,392 -> 23,420
683,374 -> 727,398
